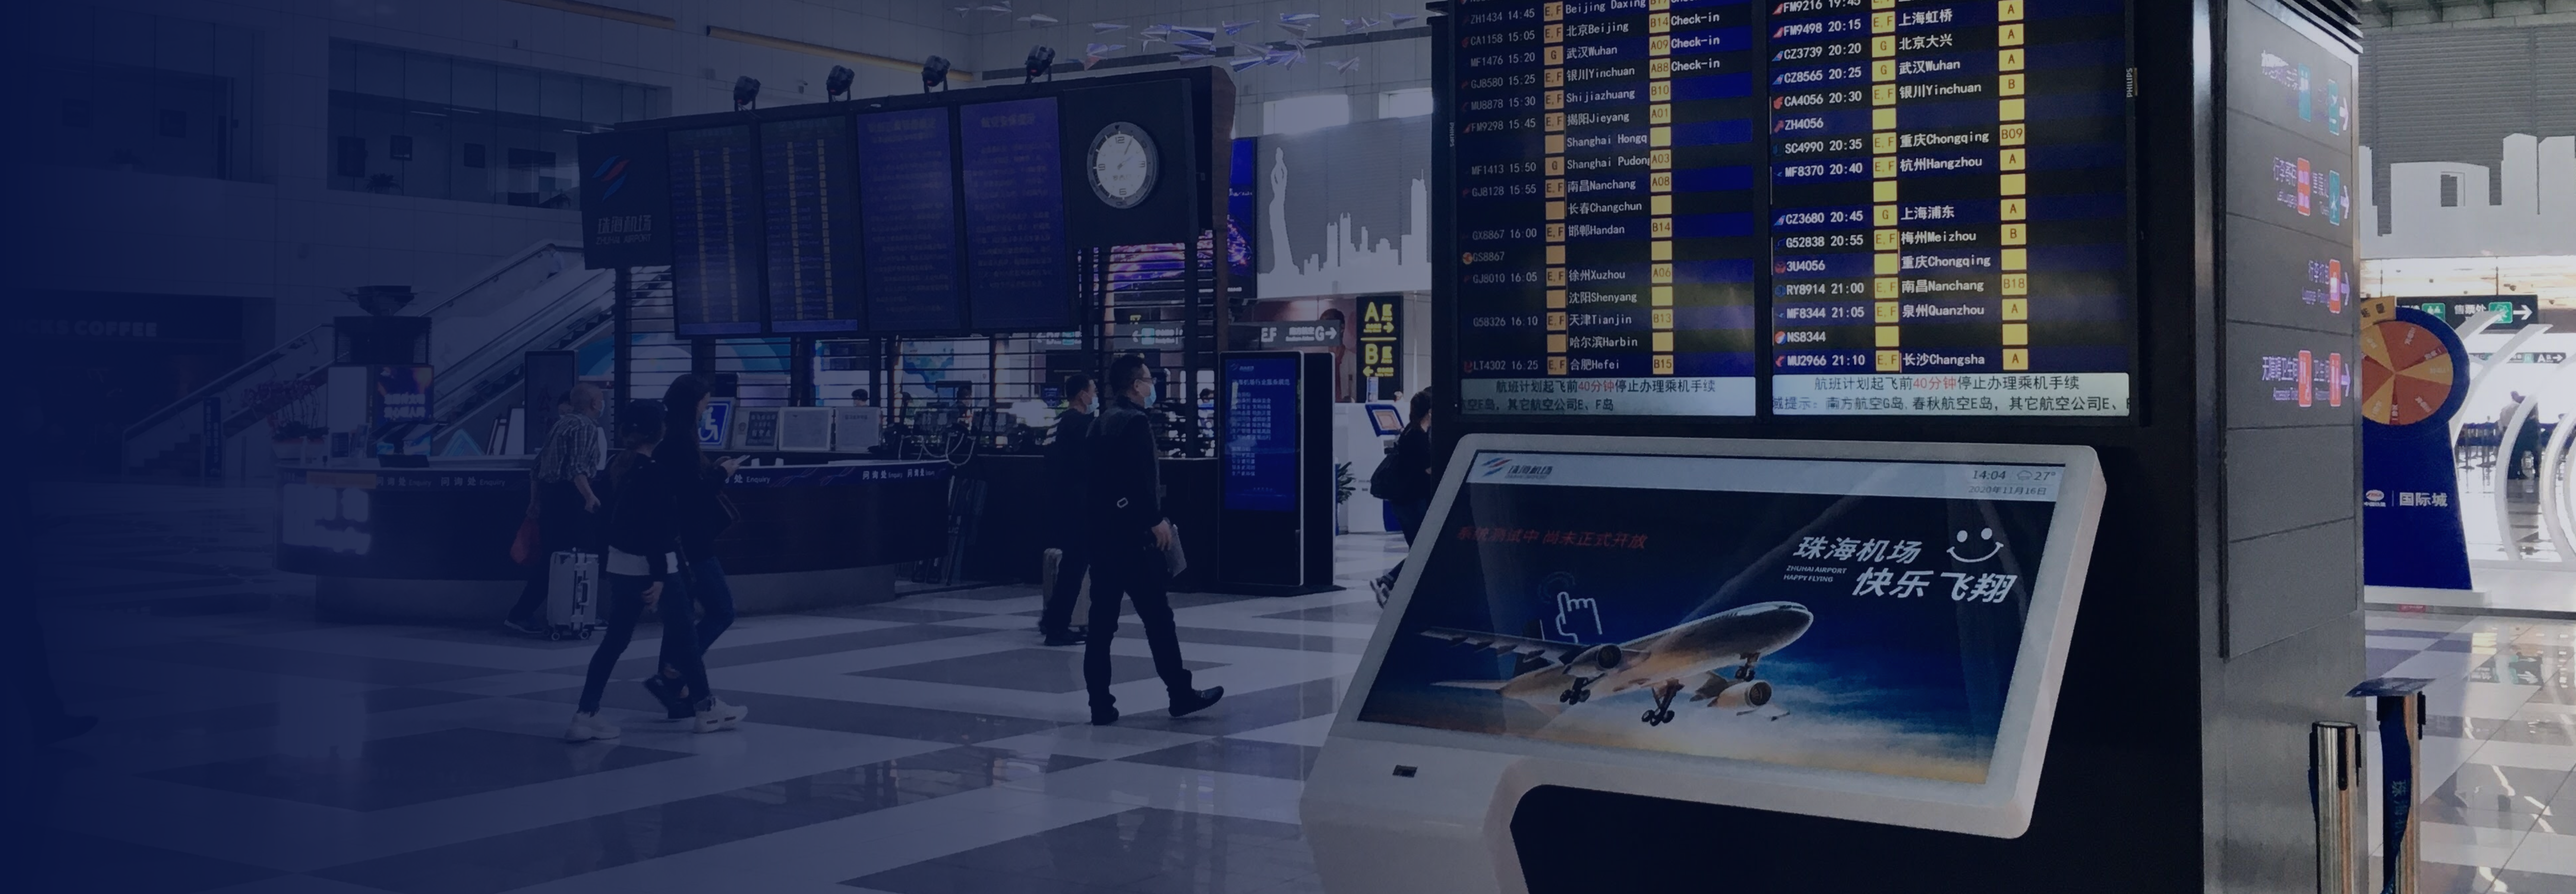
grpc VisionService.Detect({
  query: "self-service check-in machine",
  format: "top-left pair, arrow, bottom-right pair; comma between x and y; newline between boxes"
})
1303,434 -> 2104,894
1333,402 -> 1407,534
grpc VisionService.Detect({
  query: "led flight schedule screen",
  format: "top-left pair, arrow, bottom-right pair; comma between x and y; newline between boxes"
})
761,116 -> 863,333
669,125 -> 764,336
1452,0 -> 2133,418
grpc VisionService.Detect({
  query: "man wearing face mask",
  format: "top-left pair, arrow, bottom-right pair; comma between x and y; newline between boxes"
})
1082,354 -> 1222,726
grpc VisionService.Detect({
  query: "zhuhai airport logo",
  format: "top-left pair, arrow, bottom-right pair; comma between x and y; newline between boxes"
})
592,155 -> 631,200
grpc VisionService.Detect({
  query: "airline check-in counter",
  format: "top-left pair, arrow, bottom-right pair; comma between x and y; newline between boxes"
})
1302,436 -> 2104,893
275,456 -> 950,621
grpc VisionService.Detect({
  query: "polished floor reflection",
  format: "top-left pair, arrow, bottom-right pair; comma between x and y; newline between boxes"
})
23,482 -> 2576,893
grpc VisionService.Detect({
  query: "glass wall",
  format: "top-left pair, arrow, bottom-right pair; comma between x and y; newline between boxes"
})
30,8 -> 258,181
326,41 -> 664,208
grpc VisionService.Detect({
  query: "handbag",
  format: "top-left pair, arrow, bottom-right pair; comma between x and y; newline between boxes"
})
509,516 -> 543,565
1162,523 -> 1188,577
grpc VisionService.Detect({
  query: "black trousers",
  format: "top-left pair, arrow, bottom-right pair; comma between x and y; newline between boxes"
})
1039,542 -> 1089,635
1083,540 -> 1194,711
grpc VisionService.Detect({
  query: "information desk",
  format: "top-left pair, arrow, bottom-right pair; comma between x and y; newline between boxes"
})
277,456 -> 950,622
1302,435 -> 2102,893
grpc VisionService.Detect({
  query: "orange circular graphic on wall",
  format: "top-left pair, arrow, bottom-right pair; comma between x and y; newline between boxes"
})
2359,318 -> 2455,426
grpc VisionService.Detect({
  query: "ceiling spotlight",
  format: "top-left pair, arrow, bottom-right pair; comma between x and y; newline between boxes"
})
825,65 -> 854,101
922,56 -> 952,93
732,75 -> 761,110
1024,45 -> 1057,83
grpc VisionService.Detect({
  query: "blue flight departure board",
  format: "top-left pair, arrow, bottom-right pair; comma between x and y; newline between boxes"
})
761,116 -> 863,333
857,107 -> 967,333
1453,0 -> 2134,418
961,97 -> 1073,331
668,125 -> 764,336
1223,355 -> 1300,513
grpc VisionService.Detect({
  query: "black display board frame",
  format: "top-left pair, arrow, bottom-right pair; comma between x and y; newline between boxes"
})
580,67 -> 1231,338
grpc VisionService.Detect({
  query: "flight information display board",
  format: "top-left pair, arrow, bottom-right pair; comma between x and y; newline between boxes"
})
1452,0 -> 2133,418
961,97 -> 1073,331
668,125 -> 764,336
761,116 -> 864,333
857,107 -> 967,333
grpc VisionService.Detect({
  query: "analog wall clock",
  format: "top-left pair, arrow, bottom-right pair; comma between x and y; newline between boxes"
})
1087,121 -> 1158,209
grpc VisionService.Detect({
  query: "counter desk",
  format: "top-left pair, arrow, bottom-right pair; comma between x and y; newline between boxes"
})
278,456 -> 951,622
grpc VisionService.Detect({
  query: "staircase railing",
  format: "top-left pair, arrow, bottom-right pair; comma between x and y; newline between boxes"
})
120,241 -> 591,475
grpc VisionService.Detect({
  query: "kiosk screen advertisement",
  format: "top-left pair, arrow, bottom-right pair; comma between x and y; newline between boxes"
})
1221,356 -> 1299,513
1357,451 -> 2065,783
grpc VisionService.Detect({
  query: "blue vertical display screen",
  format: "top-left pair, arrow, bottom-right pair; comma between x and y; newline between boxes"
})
960,97 -> 1071,331
857,107 -> 967,333
668,125 -> 764,336
1223,356 -> 1300,513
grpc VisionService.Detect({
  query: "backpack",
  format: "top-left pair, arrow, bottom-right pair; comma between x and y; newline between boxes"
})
1367,445 -> 1405,501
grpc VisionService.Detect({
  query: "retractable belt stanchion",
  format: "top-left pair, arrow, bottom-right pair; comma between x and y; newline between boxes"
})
2350,678 -> 2432,894
2312,721 -> 2363,894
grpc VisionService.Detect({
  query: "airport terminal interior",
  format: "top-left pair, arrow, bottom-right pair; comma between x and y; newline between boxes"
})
9,0 -> 2576,893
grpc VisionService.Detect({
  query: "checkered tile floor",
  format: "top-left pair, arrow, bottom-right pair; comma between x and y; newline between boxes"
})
23,481 -> 2576,893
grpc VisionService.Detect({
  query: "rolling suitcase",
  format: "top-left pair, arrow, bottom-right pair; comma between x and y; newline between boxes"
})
545,550 -> 600,640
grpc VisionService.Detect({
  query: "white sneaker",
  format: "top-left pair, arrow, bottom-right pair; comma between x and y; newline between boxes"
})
564,711 -> 621,741
692,697 -> 748,733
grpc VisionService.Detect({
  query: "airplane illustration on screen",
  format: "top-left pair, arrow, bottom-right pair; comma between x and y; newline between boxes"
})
1423,602 -> 1813,727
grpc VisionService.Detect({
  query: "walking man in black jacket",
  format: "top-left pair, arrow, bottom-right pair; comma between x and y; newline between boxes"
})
1037,374 -> 1098,647
1084,355 -> 1223,726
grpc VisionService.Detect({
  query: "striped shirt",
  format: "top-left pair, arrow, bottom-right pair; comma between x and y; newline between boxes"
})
533,412 -> 602,483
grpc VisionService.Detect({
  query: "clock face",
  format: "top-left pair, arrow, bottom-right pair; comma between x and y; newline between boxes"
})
1089,122 -> 1158,209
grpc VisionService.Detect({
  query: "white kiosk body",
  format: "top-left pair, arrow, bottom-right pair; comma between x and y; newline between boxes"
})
1303,434 -> 2105,894
1331,402 -> 1408,533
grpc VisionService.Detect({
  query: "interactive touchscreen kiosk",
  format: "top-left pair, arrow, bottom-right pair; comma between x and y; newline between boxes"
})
1303,435 -> 2102,894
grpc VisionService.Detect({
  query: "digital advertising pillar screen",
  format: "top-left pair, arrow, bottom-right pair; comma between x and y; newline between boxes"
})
1449,0 -> 2135,419
1222,355 -> 1300,513
1349,437 -> 2101,833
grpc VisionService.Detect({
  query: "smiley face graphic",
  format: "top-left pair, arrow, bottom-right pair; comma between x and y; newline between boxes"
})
1948,528 -> 2002,563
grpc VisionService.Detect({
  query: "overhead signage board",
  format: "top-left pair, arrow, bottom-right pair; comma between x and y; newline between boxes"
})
761,116 -> 864,333
667,125 -> 764,336
961,97 -> 1074,331
856,106 -> 969,334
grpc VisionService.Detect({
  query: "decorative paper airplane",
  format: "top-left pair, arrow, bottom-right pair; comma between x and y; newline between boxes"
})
1329,57 -> 1362,73
1265,48 -> 1304,67
1280,12 -> 1321,25
1139,24 -> 1171,45
971,2 -> 1011,15
1172,34 -> 1216,50
1172,25 -> 1218,42
1085,42 -> 1124,56
1222,21 -> 1257,35
1090,22 -> 1128,32
1018,13 -> 1058,26
1228,56 -> 1269,73
1388,13 -> 1420,26
1342,17 -> 1380,32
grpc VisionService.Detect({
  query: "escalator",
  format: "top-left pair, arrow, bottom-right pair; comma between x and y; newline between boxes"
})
120,241 -> 617,480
